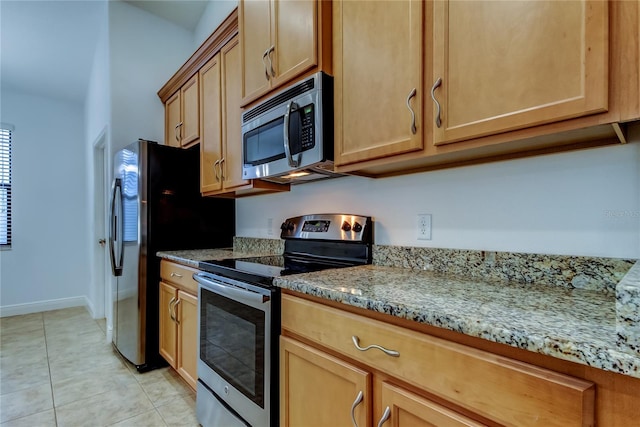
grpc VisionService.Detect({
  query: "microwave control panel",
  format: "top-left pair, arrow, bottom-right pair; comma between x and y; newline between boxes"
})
299,104 -> 315,152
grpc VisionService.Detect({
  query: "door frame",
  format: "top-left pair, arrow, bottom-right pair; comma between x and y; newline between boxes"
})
91,128 -> 113,341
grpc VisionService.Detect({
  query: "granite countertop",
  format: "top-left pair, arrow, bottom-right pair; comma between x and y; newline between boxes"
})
275,263 -> 640,379
158,241 -> 640,379
156,248 -> 280,268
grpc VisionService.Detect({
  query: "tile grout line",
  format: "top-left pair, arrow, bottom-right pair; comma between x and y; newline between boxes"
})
41,313 -> 59,427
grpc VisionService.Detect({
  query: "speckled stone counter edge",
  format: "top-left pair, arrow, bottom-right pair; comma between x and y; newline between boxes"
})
373,245 -> 635,295
617,260 -> 640,356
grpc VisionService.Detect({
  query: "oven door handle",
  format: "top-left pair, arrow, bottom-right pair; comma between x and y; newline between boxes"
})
193,273 -> 270,305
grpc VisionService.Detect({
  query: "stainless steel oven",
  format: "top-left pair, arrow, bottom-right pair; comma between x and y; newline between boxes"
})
194,213 -> 373,427
193,272 -> 279,427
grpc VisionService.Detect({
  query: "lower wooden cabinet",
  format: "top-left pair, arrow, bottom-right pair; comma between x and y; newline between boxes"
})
378,381 -> 484,427
280,337 -> 371,427
159,261 -> 199,390
281,293 -> 595,427
280,336 -> 483,427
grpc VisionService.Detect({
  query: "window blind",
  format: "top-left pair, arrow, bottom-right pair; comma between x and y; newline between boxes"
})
0,125 -> 12,247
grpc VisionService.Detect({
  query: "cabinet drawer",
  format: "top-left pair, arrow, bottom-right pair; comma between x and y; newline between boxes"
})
282,294 -> 594,427
160,260 -> 198,294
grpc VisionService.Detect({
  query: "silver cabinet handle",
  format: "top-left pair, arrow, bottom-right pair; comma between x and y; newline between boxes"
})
406,88 -> 417,135
174,122 -> 183,142
267,45 -> 276,77
174,299 -> 181,325
213,159 -> 220,182
170,272 -> 183,278
352,336 -> 399,357
262,48 -> 270,81
168,297 -> 176,322
350,390 -> 364,427
376,406 -> 391,427
431,78 -> 443,128
219,158 -> 225,181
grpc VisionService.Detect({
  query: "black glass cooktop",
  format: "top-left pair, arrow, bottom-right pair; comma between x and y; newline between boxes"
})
198,255 -> 358,288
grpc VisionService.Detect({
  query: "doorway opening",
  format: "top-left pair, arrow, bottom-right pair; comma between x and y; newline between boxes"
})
92,129 -> 112,341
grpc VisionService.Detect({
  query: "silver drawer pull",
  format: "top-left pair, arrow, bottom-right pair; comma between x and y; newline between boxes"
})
431,77 -> 443,128
376,406 -> 391,427
406,88 -> 417,135
170,272 -> 183,278
350,390 -> 364,427
352,336 -> 399,357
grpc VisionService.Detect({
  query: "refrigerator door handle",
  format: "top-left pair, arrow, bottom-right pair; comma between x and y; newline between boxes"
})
110,178 -> 124,276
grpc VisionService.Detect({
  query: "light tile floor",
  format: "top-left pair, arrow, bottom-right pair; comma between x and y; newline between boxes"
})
0,307 -> 199,426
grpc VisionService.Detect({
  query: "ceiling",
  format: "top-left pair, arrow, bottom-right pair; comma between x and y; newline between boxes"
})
124,1 -> 209,32
0,0 -> 206,105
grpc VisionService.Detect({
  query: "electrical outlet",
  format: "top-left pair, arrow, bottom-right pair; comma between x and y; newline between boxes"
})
417,214 -> 432,240
267,218 -> 273,236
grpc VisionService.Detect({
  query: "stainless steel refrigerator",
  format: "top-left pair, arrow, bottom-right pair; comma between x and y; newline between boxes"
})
109,139 -> 234,372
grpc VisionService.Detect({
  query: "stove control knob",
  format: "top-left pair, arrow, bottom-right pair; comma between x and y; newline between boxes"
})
281,222 -> 294,232
352,222 -> 363,233
341,221 -> 352,232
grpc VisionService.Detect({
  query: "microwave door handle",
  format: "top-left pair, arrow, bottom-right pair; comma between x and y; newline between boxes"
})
283,101 -> 301,168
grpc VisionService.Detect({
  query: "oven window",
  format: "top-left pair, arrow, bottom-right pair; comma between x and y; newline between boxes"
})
244,117 -> 286,166
200,288 -> 265,408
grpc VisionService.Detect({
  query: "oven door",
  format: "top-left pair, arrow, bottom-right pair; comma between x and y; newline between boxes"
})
194,272 -> 273,427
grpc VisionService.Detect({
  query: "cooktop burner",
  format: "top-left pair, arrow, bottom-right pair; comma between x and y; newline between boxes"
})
198,254 -> 360,286
198,214 -> 373,288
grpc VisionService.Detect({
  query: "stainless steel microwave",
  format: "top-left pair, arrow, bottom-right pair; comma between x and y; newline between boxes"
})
241,72 -> 343,184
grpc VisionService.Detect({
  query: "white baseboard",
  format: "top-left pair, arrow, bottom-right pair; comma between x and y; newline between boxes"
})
0,296 -> 89,318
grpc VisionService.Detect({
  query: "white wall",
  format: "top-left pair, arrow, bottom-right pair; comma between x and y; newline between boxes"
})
0,90 -> 91,314
85,5 -> 110,320
237,134 -> 640,259
194,0 -> 238,48
108,0 -> 194,152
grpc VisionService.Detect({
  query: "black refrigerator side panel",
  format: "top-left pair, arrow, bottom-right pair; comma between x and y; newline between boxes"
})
143,142 -> 235,370
147,144 -> 235,251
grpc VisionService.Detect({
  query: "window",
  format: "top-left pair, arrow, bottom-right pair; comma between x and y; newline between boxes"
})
0,124 -> 13,248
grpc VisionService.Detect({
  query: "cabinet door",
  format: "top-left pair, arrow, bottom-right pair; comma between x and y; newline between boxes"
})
240,0 -> 272,102
432,0 -> 608,145
176,290 -> 198,391
334,0 -> 424,167
271,0 -> 317,87
378,381 -> 486,427
159,281 -> 177,368
181,74 -> 200,147
281,337 -> 371,427
200,54 -> 223,193
222,36 -> 250,190
165,91 -> 181,148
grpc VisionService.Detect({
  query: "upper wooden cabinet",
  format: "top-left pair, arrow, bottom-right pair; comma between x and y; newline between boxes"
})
159,9 -> 290,198
200,37 -> 250,194
165,74 -> 200,148
200,36 -> 290,197
431,0 -> 608,146
334,0 -> 639,177
333,0 -> 424,167
239,0 -> 331,106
